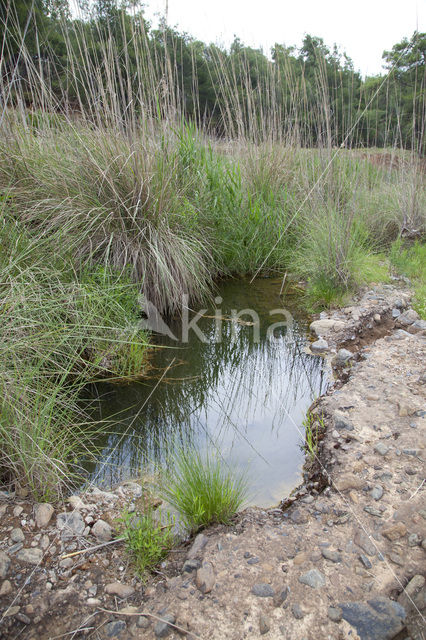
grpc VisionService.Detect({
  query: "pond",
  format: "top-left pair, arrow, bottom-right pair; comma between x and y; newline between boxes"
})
84,278 -> 328,507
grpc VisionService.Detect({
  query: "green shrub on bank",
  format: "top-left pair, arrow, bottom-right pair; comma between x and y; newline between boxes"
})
160,448 -> 248,532
390,240 -> 426,318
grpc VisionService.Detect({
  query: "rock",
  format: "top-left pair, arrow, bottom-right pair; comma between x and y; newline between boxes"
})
49,585 -> 77,606
359,554 -> 372,569
91,519 -> 112,542
35,503 -> 54,529
56,512 -> 85,539
0,580 -> 12,596
364,506 -> 382,517
4,605 -> 20,617
321,549 -> 341,563
186,533 -> 208,559
291,603 -> 305,619
67,496 -> 88,510
334,414 -> 354,431
408,533 -> 421,547
289,508 -> 308,524
105,620 -> 127,637
388,552 -> 404,566
354,531 -> 376,556
370,485 -> 383,501
374,443 -> 389,456
195,561 -> 215,594
259,614 -> 270,635
339,597 -> 406,640
310,319 -> 345,337
328,606 -> 343,622
333,349 -> 353,366
298,569 -> 326,589
382,523 -> 407,541
273,587 -> 289,607
311,338 -> 329,353
10,527 -> 25,543
374,314 -> 381,323
16,548 -> 43,565
398,575 -> 425,612
137,616 -> 150,629
392,308 -> 401,318
334,474 -> 363,491
251,584 -> 275,598
247,556 -> 260,565
397,309 -> 419,326
105,583 -> 135,598
154,613 -> 176,638
183,559 -> 200,573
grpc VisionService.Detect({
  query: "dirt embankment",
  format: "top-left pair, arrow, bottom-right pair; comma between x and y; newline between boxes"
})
0,282 -> 425,640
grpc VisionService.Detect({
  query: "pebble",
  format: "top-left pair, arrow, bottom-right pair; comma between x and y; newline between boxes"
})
56,512 -> 85,539
4,605 -> 20,617
16,548 -> 43,565
0,580 -> 12,595
298,569 -> 326,589
354,531 -> 376,556
408,533 -> 420,547
105,582 -> 135,598
311,338 -> 329,353
374,443 -> 389,456
105,620 -> 127,637
154,613 -> 176,638
13,506 -> 23,517
137,616 -> 150,629
91,519 -> 112,542
364,506 -> 382,517
251,583 -> 274,598
272,587 -> 289,608
187,533 -> 208,559
359,554 -> 372,569
321,548 -> 341,563
35,503 -> 54,529
259,614 -> 270,635
382,523 -> 407,541
370,485 -> 383,501
328,606 -> 343,622
333,349 -> 353,366
0,551 -> 10,578
195,561 -> 215,594
10,528 -> 25,543
291,603 -> 305,619
247,557 -> 259,565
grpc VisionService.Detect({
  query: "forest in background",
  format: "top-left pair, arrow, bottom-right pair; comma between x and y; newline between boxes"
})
1,0 -> 425,152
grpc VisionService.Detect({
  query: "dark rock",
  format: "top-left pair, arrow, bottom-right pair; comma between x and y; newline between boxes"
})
339,597 -> 406,640
359,554 -> 372,569
259,614 -> 270,635
154,613 -> 176,638
291,603 -> 305,619
289,509 -> 308,524
105,620 -> 126,637
272,587 -> 289,608
298,569 -> 326,589
321,548 -> 342,563
186,534 -> 208,560
183,559 -> 201,573
247,557 -> 260,565
251,584 -> 275,598
354,531 -> 376,556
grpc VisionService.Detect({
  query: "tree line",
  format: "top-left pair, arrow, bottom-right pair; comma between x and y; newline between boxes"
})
1,0 -> 425,152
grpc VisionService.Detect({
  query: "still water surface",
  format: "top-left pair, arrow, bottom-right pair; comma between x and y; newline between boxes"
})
86,278 -> 328,507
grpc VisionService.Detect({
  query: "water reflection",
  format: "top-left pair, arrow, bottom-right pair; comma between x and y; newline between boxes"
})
85,278 -> 327,507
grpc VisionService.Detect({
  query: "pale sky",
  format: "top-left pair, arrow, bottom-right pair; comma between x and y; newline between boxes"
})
141,0 -> 425,77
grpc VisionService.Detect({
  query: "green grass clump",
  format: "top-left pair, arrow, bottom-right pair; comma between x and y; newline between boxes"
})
120,507 -> 175,577
301,413 -> 325,462
390,240 -> 426,318
160,448 -> 248,533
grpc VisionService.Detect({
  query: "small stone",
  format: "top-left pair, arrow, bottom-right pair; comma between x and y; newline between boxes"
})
91,519 -> 112,542
16,612 -> 31,625
10,528 -> 25,543
289,508 -> 308,524
364,506 -> 382,517
251,583 -> 275,598
195,561 -> 215,594
137,616 -> 150,629
183,559 -> 200,573
247,556 -> 260,565
16,548 -> 43,565
311,338 -> 329,353
382,523 -> 407,541
398,309 -> 419,326
374,443 -> 389,456
40,534 -> 49,550
186,533 -> 208,559
154,613 -> 176,638
389,552 -> 404,566
272,587 -> 289,608
359,554 -> 372,569
334,414 -> 354,430
0,580 -> 12,596
374,314 -> 381,323
371,485 -> 383,501
105,582 -> 135,598
0,551 -> 10,578
56,512 -> 85,539
291,603 -> 305,619
334,474 -> 363,491
392,308 -> 401,318
321,548 -> 341,563
328,606 -> 343,622
13,506 -> 23,517
259,614 -> 270,635
339,597 -> 406,640
408,533 -> 420,547
333,349 -> 353,366
310,319 -> 345,336
354,531 -> 376,556
105,620 -> 126,637
4,605 -> 20,617
67,495 -> 87,510
298,569 -> 326,589
35,503 -> 54,529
